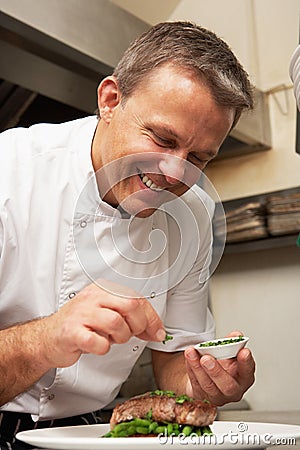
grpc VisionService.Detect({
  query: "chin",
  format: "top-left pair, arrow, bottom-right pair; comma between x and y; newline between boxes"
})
135,208 -> 157,218
121,202 -> 157,218
120,196 -> 162,218
121,202 -> 158,218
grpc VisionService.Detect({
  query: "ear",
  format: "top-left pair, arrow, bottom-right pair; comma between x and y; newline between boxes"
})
97,76 -> 121,123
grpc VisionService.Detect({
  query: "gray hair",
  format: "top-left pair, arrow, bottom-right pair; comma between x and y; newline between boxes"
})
113,21 -> 254,128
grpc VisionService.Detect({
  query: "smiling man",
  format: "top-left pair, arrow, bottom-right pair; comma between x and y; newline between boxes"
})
93,62 -> 234,217
0,21 -> 255,449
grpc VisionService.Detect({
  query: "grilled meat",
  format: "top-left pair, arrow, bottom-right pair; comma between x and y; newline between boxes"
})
110,391 -> 217,428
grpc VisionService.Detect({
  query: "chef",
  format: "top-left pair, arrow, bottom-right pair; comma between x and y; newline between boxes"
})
0,21 -> 255,449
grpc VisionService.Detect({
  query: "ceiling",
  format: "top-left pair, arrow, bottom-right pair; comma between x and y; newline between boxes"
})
110,0 -> 181,25
0,5 -> 271,160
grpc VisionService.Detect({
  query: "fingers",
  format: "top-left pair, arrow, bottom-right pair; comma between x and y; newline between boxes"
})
200,355 -> 242,401
56,282 -> 166,360
185,347 -> 224,403
83,293 -> 149,338
77,300 -> 165,345
88,293 -> 165,343
236,348 -> 256,389
74,328 -> 111,355
84,307 -> 132,344
97,282 -> 165,341
116,297 -> 163,339
184,345 -> 255,406
134,300 -> 166,342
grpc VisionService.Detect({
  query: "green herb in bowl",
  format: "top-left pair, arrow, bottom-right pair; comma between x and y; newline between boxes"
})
195,336 -> 249,360
198,336 -> 245,347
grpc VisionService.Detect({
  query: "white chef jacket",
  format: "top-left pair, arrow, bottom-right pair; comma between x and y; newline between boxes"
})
0,116 -> 215,420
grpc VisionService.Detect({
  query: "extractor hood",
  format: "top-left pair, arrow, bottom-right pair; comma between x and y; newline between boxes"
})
0,0 -> 149,114
0,0 -> 271,158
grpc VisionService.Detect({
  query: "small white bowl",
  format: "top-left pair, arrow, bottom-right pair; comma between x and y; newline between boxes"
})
194,336 -> 249,360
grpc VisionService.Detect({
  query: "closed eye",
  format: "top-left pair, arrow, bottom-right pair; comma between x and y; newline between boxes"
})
150,130 -> 176,149
188,153 -> 208,167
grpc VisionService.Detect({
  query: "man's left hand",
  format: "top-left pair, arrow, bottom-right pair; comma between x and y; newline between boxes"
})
184,331 -> 255,406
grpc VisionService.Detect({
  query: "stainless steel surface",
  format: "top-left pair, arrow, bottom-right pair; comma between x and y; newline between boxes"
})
0,1 -> 149,115
0,11 -> 110,113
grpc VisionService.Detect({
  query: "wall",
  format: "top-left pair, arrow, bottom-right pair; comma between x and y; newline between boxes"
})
210,246 -> 300,411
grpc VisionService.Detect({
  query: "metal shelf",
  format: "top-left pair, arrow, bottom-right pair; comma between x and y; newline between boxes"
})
224,233 -> 299,254
219,187 -> 300,254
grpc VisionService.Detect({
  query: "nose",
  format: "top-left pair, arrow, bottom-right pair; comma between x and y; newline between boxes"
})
158,154 -> 186,185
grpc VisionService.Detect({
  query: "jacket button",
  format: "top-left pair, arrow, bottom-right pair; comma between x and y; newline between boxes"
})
132,346 -> 139,352
68,292 -> 76,299
47,393 -> 55,401
150,291 -> 156,298
80,220 -> 87,228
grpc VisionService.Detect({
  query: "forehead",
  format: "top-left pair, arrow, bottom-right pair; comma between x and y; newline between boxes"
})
125,63 -> 234,135
125,65 -> 216,125
132,63 -> 207,98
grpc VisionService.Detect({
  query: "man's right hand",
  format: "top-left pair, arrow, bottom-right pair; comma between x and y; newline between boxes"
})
0,279 -> 165,406
41,279 -> 166,368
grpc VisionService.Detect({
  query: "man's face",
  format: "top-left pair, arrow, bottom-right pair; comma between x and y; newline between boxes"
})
92,64 -> 235,217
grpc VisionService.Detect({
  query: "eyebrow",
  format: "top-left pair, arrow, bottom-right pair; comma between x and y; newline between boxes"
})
149,124 -> 180,140
162,126 -> 180,140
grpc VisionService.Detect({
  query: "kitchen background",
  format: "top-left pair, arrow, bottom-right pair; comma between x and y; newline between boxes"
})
0,0 -> 299,413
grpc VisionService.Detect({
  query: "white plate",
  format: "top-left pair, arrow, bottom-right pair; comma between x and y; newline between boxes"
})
16,421 -> 300,450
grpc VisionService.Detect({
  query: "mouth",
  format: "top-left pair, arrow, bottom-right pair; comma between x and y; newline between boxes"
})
137,169 -> 164,192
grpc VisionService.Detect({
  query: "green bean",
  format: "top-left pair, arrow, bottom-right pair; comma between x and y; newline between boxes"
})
103,421 -> 212,438
167,423 -> 173,434
126,426 -> 137,436
168,423 -> 180,436
122,430 -> 131,436
182,425 -> 193,436
136,426 -> 149,434
113,423 -> 130,433
201,425 -> 213,435
149,421 -> 158,433
134,418 -> 151,427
